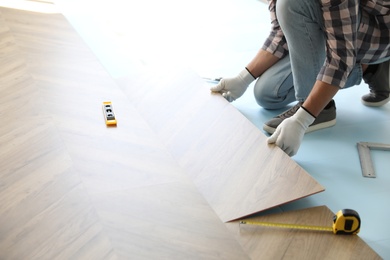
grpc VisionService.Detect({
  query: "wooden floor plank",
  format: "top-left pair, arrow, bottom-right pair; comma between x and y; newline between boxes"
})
118,67 -> 325,222
91,182 -> 249,259
0,119 -> 114,259
0,7 -> 250,259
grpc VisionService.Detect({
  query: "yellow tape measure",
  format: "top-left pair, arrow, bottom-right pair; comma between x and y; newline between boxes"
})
240,209 -> 361,235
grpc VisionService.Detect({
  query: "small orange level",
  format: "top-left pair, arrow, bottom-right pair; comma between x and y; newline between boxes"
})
102,101 -> 117,126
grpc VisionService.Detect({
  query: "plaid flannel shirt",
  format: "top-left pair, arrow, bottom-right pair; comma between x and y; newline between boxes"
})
262,0 -> 390,88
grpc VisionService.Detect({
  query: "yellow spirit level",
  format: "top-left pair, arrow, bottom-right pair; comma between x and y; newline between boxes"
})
102,101 -> 117,126
240,209 -> 360,235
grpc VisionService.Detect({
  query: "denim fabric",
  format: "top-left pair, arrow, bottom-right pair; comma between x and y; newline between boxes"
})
254,0 -> 366,109
254,55 -> 295,109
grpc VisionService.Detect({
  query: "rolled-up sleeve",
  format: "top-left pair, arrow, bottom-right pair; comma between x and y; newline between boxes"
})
262,0 -> 289,59
318,0 -> 360,88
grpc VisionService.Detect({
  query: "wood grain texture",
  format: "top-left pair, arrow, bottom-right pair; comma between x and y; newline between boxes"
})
0,7 -> 248,259
118,66 -> 324,222
226,206 -> 382,259
91,182 -> 248,259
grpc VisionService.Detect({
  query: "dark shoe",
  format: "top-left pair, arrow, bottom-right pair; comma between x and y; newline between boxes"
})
362,60 -> 390,107
263,100 -> 337,134
361,92 -> 390,107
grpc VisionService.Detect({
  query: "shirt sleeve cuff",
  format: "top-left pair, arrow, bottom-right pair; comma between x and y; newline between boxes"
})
317,66 -> 347,88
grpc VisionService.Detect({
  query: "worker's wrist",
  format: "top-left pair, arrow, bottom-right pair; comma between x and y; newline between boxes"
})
245,67 -> 257,79
300,105 -> 317,119
295,107 -> 316,128
239,68 -> 256,85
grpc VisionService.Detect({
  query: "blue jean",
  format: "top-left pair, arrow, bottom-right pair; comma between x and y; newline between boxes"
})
254,0 -> 363,110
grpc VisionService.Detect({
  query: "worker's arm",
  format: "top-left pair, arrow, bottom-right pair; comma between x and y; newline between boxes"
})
303,80 -> 339,116
246,49 -> 280,78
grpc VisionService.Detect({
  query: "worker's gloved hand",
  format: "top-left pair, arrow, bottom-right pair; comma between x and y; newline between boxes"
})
267,107 -> 315,156
210,68 -> 255,102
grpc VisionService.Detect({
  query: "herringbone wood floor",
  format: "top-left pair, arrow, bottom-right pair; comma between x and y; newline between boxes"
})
0,4 -> 381,260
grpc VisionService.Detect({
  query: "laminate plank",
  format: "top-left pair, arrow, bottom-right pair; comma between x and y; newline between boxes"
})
91,182 -> 249,259
0,24 -> 40,121
226,206 -> 382,259
0,119 -> 114,259
0,65 -> 114,259
0,7 -> 251,259
118,68 -> 325,222
1,8 -> 185,192
1,184 -> 110,259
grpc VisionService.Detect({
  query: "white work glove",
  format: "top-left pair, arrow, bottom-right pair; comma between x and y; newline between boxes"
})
267,107 -> 315,156
210,68 -> 255,102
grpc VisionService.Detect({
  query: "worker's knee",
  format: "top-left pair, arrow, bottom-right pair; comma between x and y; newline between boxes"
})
254,79 -> 295,110
253,81 -> 274,109
276,0 -> 322,30
275,0 -> 296,20
253,55 -> 295,109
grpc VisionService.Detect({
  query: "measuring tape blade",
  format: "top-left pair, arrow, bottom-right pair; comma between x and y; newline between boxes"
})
240,220 -> 333,232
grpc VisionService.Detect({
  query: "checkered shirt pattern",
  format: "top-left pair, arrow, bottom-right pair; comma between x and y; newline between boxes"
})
262,0 -> 390,88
